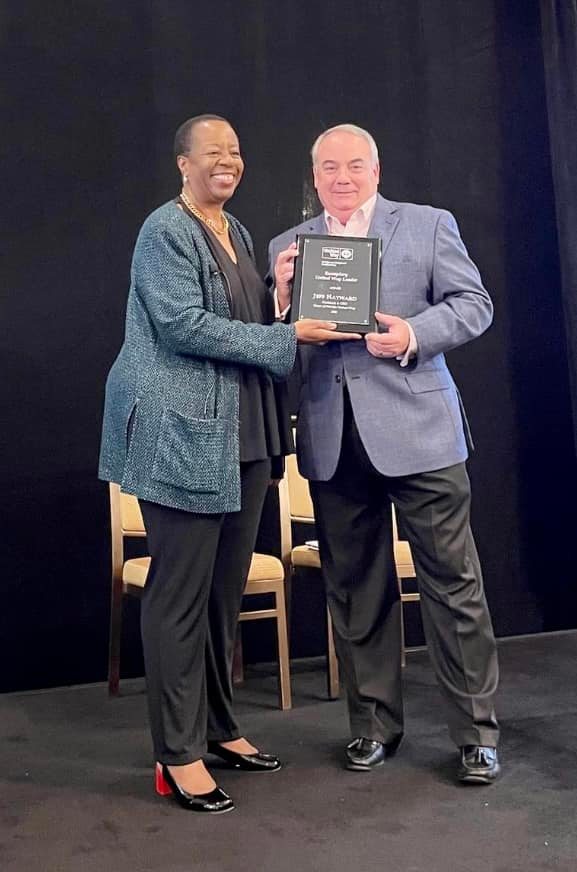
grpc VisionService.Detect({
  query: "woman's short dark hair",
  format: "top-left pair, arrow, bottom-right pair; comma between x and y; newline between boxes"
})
174,115 -> 231,158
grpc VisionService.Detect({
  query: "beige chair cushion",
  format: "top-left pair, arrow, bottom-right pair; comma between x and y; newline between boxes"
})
291,545 -> 321,569
123,556 -> 150,589
248,553 -> 284,582
123,547 -> 410,591
123,553 -> 284,590
292,542 -> 414,576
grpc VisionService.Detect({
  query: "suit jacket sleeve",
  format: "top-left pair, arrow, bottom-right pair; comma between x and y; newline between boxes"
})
406,210 -> 493,363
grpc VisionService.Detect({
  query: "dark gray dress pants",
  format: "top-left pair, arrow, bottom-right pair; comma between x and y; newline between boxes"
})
310,393 -> 499,748
139,459 -> 271,765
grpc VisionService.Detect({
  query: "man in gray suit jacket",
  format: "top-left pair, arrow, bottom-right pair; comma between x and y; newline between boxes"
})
269,124 -> 500,784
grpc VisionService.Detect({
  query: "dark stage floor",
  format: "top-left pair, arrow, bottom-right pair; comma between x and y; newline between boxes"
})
1,631 -> 576,872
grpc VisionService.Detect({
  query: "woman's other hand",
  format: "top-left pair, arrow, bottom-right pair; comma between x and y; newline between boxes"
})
294,320 -> 361,344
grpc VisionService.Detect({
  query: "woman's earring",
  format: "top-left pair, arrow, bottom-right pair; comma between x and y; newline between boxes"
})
182,175 -> 188,184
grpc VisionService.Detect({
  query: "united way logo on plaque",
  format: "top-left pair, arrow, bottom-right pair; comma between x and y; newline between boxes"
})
321,245 -> 354,261
292,235 -> 381,334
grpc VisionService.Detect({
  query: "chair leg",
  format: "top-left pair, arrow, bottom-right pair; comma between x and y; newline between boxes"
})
275,582 -> 292,710
400,594 -> 407,668
326,605 -> 340,699
285,568 -> 293,646
232,631 -> 244,686
108,576 -> 123,696
398,574 -> 407,668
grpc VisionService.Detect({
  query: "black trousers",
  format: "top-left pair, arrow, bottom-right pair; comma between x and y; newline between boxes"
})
310,392 -> 499,749
139,459 -> 271,765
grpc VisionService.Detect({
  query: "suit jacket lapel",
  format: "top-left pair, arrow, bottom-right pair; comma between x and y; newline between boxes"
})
307,214 -> 327,235
369,195 -> 400,258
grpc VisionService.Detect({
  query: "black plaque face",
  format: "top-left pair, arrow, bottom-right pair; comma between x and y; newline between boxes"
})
291,234 -> 381,334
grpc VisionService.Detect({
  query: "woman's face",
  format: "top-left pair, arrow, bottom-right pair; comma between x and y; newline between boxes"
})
178,120 -> 244,207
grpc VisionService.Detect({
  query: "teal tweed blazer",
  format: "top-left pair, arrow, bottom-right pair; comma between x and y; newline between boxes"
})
99,201 -> 297,513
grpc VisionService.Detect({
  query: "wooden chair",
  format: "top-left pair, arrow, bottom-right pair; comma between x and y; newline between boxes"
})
107,483 -> 291,709
278,453 -> 420,699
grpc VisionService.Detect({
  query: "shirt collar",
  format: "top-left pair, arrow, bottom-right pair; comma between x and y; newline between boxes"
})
324,193 -> 378,229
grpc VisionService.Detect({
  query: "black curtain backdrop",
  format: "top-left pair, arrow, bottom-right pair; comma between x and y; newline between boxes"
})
1,0 -> 576,692
540,0 -> 577,450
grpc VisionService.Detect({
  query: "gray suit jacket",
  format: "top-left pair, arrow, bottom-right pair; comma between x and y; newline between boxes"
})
268,194 -> 493,480
99,201 -> 296,513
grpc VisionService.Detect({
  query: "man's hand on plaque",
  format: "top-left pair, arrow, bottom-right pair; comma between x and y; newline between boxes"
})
365,312 -> 410,358
295,319 -> 362,345
274,243 -> 299,310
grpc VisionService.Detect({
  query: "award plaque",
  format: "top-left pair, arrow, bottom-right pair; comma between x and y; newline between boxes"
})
291,234 -> 381,334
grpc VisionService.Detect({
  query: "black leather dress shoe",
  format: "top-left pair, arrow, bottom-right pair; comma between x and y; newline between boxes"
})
158,764 -> 235,813
457,746 -> 500,785
207,741 -> 282,772
345,735 -> 403,771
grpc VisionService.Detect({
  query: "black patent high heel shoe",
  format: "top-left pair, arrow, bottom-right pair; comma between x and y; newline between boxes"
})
155,763 -> 235,813
207,741 -> 282,772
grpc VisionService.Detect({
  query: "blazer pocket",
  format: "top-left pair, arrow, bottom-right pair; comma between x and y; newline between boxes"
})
126,401 -> 138,449
405,370 -> 451,393
151,409 -> 226,493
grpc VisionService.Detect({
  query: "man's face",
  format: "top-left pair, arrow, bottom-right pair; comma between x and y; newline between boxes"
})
178,119 -> 244,206
313,131 -> 379,222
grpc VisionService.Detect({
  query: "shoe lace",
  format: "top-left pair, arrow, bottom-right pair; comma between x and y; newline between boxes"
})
471,747 -> 492,766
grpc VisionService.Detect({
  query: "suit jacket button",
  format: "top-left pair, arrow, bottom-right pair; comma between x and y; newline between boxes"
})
335,375 -> 342,383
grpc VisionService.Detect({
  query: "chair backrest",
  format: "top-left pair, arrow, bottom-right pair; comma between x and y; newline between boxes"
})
109,483 -> 146,581
279,446 -> 411,562
285,453 -> 314,521
277,450 -> 316,569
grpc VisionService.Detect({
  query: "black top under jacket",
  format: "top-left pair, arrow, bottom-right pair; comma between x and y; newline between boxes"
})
178,200 -> 293,474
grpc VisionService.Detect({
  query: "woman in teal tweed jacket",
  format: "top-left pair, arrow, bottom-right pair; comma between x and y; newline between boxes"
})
98,179 -> 296,515
99,115 -> 351,814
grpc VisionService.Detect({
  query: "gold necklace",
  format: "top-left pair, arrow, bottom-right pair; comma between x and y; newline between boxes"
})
180,190 -> 229,235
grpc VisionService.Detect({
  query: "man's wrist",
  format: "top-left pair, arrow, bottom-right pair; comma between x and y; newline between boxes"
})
397,321 -> 418,367
277,286 -> 291,310
274,287 -> 291,319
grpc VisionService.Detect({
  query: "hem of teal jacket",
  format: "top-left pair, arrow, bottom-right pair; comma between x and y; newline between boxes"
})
98,470 -> 242,515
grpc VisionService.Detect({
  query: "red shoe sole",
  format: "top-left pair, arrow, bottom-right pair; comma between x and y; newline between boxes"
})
155,763 -> 173,796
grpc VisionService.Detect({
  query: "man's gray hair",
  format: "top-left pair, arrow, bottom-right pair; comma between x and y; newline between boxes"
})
311,124 -> 379,168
